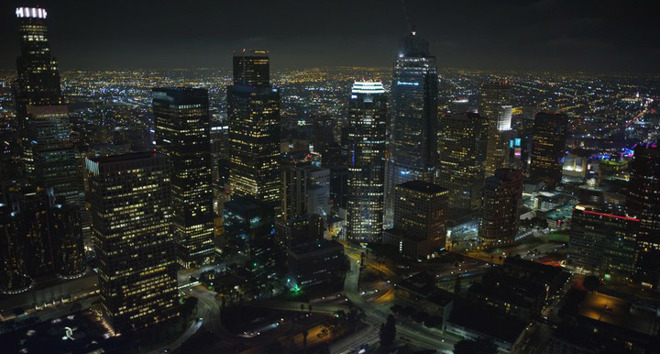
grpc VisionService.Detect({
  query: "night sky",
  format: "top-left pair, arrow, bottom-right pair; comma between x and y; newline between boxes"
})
1,0 -> 659,72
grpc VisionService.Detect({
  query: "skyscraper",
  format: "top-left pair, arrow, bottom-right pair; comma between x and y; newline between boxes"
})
0,185 -> 84,293
383,180 -> 448,259
233,50 -> 270,87
569,205 -> 638,277
153,88 -> 215,268
280,163 -> 330,221
13,6 -> 63,124
479,168 -> 523,247
627,143 -> 660,289
385,30 -> 438,227
479,83 -> 513,177
227,50 -> 281,205
13,5 -> 81,209
86,153 -> 178,332
530,112 -> 568,188
436,112 -> 489,211
346,81 -> 387,242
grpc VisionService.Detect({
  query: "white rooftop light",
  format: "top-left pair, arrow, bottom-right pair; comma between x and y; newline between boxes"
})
351,81 -> 385,94
16,7 -> 47,19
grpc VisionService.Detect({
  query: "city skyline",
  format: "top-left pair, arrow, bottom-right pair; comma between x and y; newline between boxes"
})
2,2 -> 660,354
0,1 -> 659,73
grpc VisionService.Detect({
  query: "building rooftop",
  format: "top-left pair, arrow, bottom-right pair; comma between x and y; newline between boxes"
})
579,291 -> 658,336
449,299 -> 526,344
86,151 -> 160,165
397,180 -> 448,195
288,239 -> 343,258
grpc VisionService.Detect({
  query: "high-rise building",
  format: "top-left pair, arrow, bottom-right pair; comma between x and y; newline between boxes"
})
50,197 -> 85,279
280,163 -> 330,221
86,153 -> 178,332
233,50 -> 270,87
479,83 -> 513,176
530,112 -> 568,188
227,50 -> 280,205
436,112 -> 489,211
383,180 -> 448,259
223,196 -> 280,280
277,214 -> 324,247
0,203 -> 31,293
479,168 -> 523,247
385,30 -> 438,227
153,88 -> 215,268
345,82 -> 387,242
0,185 -> 84,293
13,6 -> 82,209
627,143 -> 660,289
223,196 -> 276,257
569,205 -> 638,277
13,6 -> 63,125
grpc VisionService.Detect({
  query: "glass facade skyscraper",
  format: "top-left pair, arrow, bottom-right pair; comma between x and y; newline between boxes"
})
153,88 -> 215,268
13,6 -> 63,123
233,50 -> 270,88
13,6 -> 81,208
437,112 -> 489,211
479,168 -> 523,247
346,82 -> 387,242
530,112 -> 568,188
569,205 -> 638,277
228,51 -> 281,205
385,30 -> 438,228
87,152 -> 179,332
627,143 -> 660,289
480,83 -> 513,177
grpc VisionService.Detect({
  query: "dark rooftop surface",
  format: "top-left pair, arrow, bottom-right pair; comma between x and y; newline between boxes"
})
449,299 -> 527,343
397,180 -> 448,195
87,151 -> 160,164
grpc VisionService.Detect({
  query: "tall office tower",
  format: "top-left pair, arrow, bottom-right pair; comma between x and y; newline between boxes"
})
479,168 -> 523,247
23,106 -> 81,205
530,112 -> 568,188
280,163 -> 330,221
281,164 -> 309,221
345,82 -> 387,242
86,153 -> 178,332
153,88 -> 215,268
13,6 -> 82,208
436,112 -> 489,211
0,203 -> 32,293
383,181 -> 448,259
223,196 -> 280,279
568,205 -> 638,277
50,197 -> 85,278
278,214 -> 324,247
13,6 -> 63,126
479,83 -> 513,176
7,185 -> 57,276
233,50 -> 270,87
227,50 -> 281,205
627,143 -> 660,289
223,196 -> 276,257
0,185 -> 84,293
384,30 -> 438,227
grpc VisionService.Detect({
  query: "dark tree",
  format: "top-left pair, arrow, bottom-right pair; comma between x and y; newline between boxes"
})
454,338 -> 498,354
379,314 -> 396,348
